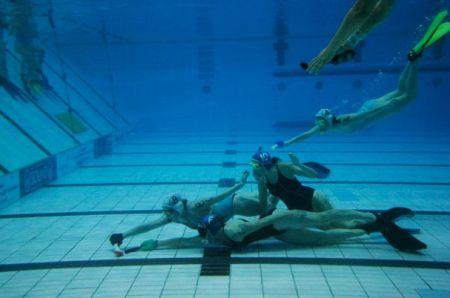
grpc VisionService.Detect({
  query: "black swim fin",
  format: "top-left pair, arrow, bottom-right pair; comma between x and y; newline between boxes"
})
380,221 -> 427,252
357,207 -> 414,234
303,162 -> 330,179
330,49 -> 356,65
380,207 -> 413,222
300,49 -> 357,71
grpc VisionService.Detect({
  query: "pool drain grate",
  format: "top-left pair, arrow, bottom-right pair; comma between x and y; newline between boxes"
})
200,246 -> 231,276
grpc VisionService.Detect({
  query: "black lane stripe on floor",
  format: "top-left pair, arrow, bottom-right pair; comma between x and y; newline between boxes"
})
110,150 -> 450,155
1,257 -> 449,272
1,209 -> 449,219
80,162 -> 450,168
123,140 -> 450,145
45,181 -> 450,187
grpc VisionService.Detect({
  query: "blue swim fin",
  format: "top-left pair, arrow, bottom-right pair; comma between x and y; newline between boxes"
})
303,162 -> 330,179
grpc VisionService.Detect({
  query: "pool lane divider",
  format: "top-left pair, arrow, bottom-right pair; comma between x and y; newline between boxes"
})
1,209 -> 449,219
1,257 -> 449,273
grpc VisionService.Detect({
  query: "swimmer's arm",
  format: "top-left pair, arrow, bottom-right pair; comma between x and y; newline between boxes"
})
198,171 -> 249,207
257,180 -> 269,214
123,215 -> 171,238
321,0 -> 377,56
279,163 -> 318,179
284,125 -> 323,147
156,236 -> 203,249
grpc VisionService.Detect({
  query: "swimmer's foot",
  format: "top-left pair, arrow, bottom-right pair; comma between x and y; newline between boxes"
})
300,49 -> 357,72
409,9 -> 449,61
330,49 -> 357,65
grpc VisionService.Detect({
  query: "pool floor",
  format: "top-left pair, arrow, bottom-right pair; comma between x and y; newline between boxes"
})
1,132 -> 450,297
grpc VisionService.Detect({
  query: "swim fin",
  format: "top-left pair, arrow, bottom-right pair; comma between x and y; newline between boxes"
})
330,49 -> 356,65
409,10 -> 448,60
425,22 -> 450,49
380,221 -> 427,252
300,49 -> 357,71
356,207 -> 414,234
380,207 -> 413,222
303,162 -> 331,179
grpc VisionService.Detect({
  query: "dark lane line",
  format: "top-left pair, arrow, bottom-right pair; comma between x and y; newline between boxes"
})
1,257 -> 449,272
1,209 -> 449,219
110,150 -> 450,155
80,162 -> 450,168
122,140 -> 450,145
45,181 -> 450,187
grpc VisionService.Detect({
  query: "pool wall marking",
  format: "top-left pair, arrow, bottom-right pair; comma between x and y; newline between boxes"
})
0,134 -> 114,208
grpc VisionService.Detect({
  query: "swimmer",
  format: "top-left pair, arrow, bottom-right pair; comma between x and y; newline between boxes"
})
276,10 -> 450,148
125,207 -> 426,253
0,2 -> 8,80
10,0 -> 46,94
251,149 -> 333,214
301,0 -> 396,74
109,171 -> 279,256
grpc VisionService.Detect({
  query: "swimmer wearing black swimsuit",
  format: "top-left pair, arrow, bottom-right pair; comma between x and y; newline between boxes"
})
266,158 -> 315,211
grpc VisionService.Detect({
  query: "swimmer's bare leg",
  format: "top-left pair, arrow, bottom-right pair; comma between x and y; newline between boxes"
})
311,190 -> 334,212
233,193 -> 279,216
276,228 -> 366,246
397,61 -> 419,98
232,194 -> 262,216
224,209 -> 294,242
358,0 -> 396,36
272,209 -> 375,231
306,0 -> 379,74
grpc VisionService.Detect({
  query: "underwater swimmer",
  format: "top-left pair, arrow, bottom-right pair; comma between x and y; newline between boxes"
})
251,149 -> 334,215
109,171 -> 279,256
276,10 -> 450,149
125,206 -> 426,253
302,0 -> 396,74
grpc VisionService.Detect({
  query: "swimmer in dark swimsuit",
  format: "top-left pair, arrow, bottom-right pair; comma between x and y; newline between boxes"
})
128,207 -> 426,253
251,149 -> 333,214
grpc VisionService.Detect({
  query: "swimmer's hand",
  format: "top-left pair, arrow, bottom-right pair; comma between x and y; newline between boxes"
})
272,141 -> 285,150
113,244 -> 125,257
240,171 -> 249,184
307,49 -> 334,75
109,233 -> 123,246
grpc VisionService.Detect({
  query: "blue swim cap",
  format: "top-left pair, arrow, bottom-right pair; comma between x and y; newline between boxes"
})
201,215 -> 224,236
252,147 -> 273,170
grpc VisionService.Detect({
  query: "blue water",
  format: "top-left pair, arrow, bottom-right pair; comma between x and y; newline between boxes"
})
49,0 -> 450,134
